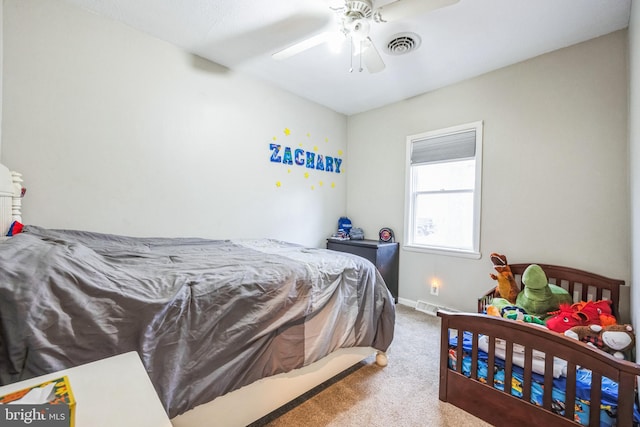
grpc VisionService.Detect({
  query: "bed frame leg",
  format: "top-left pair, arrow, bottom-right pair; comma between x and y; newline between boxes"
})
375,351 -> 388,367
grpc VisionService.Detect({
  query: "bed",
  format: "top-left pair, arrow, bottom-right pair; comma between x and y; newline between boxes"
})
0,165 -> 395,426
439,264 -> 639,427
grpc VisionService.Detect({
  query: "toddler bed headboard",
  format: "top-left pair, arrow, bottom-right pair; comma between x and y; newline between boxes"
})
478,263 -> 624,318
0,163 -> 24,237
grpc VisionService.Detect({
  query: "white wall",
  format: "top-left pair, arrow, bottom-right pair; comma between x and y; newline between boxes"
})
348,31 -> 630,316
0,0 -> 348,247
629,2 -> 639,348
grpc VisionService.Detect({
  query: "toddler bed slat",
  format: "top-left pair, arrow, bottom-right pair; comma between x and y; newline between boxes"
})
619,374 -> 637,426
470,333 -> 479,381
523,347 -> 532,403
590,373 -> 602,427
543,356 -> 553,410
565,362 -> 577,422
504,340 -> 514,396
487,337 -> 495,386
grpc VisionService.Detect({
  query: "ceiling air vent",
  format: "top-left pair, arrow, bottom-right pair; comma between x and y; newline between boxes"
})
386,32 -> 422,55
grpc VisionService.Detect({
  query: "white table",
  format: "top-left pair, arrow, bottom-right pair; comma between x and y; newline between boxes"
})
0,351 -> 173,427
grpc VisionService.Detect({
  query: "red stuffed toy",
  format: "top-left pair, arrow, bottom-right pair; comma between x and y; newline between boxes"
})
546,300 -> 617,333
572,300 -> 616,327
546,304 -> 589,333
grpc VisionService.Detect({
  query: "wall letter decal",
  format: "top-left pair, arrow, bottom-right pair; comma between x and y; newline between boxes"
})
306,152 -> 316,169
325,157 -> 334,172
269,144 -> 282,163
282,147 -> 293,165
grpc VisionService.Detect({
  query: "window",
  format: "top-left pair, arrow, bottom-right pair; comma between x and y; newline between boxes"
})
404,121 -> 483,258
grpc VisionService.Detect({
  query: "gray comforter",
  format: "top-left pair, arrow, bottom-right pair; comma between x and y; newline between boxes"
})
0,226 -> 395,417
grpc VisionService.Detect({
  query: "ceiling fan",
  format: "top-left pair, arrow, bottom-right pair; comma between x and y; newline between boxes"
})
272,0 -> 460,74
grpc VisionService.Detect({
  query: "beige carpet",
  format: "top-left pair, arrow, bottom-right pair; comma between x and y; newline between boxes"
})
250,304 -> 492,427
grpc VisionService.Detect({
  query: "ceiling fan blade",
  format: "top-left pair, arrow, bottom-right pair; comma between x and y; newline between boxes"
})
361,37 -> 385,73
272,31 -> 333,60
376,0 -> 459,22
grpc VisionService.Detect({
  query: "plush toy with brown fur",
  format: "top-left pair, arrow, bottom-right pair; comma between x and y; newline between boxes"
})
489,253 -> 519,304
564,324 -> 635,360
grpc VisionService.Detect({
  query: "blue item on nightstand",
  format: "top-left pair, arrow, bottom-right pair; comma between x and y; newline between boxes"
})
337,217 -> 352,236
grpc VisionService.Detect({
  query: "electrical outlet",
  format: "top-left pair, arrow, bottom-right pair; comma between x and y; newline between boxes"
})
430,283 -> 439,296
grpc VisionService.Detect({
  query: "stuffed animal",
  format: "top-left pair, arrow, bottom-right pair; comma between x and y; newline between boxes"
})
572,300 -> 617,327
501,307 -> 545,325
565,324 -> 635,360
515,264 -> 572,317
487,299 -> 544,325
546,303 -> 589,333
489,253 -> 519,304
545,300 -> 617,333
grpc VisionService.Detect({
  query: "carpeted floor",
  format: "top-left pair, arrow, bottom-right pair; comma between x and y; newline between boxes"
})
250,304 -> 492,427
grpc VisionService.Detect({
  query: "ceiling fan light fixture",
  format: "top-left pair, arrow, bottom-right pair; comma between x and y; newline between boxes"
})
386,32 -> 422,55
347,17 -> 370,41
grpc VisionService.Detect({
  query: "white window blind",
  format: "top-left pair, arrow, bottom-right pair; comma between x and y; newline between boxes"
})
411,130 -> 476,165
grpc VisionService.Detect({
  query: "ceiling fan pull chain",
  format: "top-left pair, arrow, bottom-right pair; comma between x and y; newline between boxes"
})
349,36 -> 354,73
359,39 -> 364,72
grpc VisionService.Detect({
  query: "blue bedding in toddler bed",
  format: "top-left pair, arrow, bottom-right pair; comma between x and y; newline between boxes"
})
448,332 -> 640,427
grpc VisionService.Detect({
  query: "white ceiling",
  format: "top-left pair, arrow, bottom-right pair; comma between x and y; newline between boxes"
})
62,0 -> 631,115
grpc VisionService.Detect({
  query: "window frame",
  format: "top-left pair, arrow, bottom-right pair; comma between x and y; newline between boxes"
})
403,121 -> 483,259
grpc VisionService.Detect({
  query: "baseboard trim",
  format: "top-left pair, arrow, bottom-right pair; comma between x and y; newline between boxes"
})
397,297 -> 457,316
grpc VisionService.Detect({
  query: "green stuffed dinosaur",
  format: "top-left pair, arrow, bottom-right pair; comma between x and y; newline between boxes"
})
516,264 -> 572,317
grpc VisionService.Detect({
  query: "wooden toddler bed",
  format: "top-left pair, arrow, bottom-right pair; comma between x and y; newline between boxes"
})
440,264 -> 639,427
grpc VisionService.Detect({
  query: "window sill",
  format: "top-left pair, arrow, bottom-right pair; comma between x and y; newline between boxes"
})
402,244 -> 481,259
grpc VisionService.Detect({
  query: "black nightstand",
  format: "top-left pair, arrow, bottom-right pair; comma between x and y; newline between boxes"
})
326,238 -> 399,302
